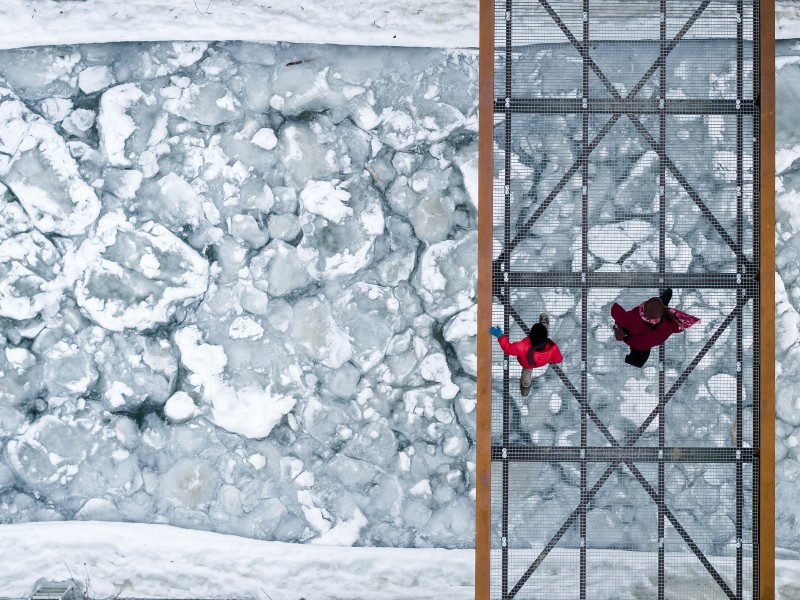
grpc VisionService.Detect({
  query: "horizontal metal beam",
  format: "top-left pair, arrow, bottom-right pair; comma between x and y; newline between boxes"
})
494,98 -> 757,115
491,445 -> 754,463
495,271 -> 756,290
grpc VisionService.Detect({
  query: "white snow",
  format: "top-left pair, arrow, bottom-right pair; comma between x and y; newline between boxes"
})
0,521 -> 475,599
299,180 -> 353,224
2,522 -> 800,599
78,65 -> 114,94
175,325 -> 298,439
164,391 -> 198,423
0,2 -> 479,51
98,84 -> 152,168
251,127 -> 278,150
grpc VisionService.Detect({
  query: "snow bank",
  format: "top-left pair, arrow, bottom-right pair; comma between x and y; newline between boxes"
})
0,0 -> 479,51
0,521 -> 474,600
1,521 -> 799,599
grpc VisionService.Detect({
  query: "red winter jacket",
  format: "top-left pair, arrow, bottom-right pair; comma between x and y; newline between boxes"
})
611,302 -> 681,351
497,335 -> 563,369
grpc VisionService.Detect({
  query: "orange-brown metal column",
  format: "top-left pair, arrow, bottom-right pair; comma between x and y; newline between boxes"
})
759,0 -> 775,596
476,0 -> 494,597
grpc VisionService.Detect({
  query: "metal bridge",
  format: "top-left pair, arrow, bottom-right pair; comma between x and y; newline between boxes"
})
476,0 -> 775,598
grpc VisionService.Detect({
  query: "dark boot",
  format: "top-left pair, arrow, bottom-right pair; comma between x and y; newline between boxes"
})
625,348 -> 651,368
659,288 -> 673,306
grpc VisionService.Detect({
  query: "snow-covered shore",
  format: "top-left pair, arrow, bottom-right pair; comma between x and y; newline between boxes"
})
0,0 -> 478,51
2,0 -> 800,52
3,521 -> 800,599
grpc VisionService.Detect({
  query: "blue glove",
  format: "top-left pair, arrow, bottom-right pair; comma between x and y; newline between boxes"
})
489,325 -> 503,338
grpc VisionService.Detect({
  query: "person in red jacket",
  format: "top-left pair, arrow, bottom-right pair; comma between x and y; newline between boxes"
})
489,313 -> 563,397
611,289 -> 700,368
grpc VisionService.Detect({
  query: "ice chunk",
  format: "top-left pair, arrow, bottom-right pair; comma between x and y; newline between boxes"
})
412,193 -> 454,243
277,123 -> 335,188
330,283 -> 402,373
69,212 -> 210,331
240,177 -> 276,212
164,392 -> 198,423
296,178 -> 384,280
0,231 -> 60,320
228,316 -> 265,340
239,285 -> 269,316
419,353 -> 459,400
310,507 -> 368,546
267,213 -> 301,241
251,127 -> 277,150
210,381 -> 297,440
163,82 -> 241,126
271,65 -> 346,117
98,83 -> 157,168
5,347 -> 35,368
299,180 -> 353,223
175,326 -> 227,376
417,231 -> 478,320
159,459 -> 219,508
0,88 -> 100,236
95,332 -> 177,411
444,305 -> 477,377
103,168 -> 143,200
79,66 -> 114,94
588,220 -> 655,263
40,98 -> 73,123
250,240 -> 311,297
226,214 -> 267,249
237,63 -> 273,112
453,141 -> 479,210
7,416 -> 85,488
75,498 -> 120,521
321,363 -> 361,400
146,172 -> 205,229
175,325 -> 298,439
42,340 -> 98,396
289,296 -> 353,369
0,345 -> 43,408
350,97 -> 382,131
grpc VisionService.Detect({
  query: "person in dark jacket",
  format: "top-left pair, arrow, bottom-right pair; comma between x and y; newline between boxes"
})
489,313 -> 563,396
611,289 -> 699,368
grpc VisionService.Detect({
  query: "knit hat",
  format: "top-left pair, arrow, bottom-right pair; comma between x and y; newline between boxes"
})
640,297 -> 665,324
529,323 -> 548,348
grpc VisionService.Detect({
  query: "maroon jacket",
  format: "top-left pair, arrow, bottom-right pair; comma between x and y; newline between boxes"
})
611,302 -> 681,351
498,335 -> 563,369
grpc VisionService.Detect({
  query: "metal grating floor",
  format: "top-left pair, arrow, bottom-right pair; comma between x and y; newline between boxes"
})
489,0 -> 760,598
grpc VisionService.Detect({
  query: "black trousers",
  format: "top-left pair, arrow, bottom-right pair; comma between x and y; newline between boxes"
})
625,348 -> 650,368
